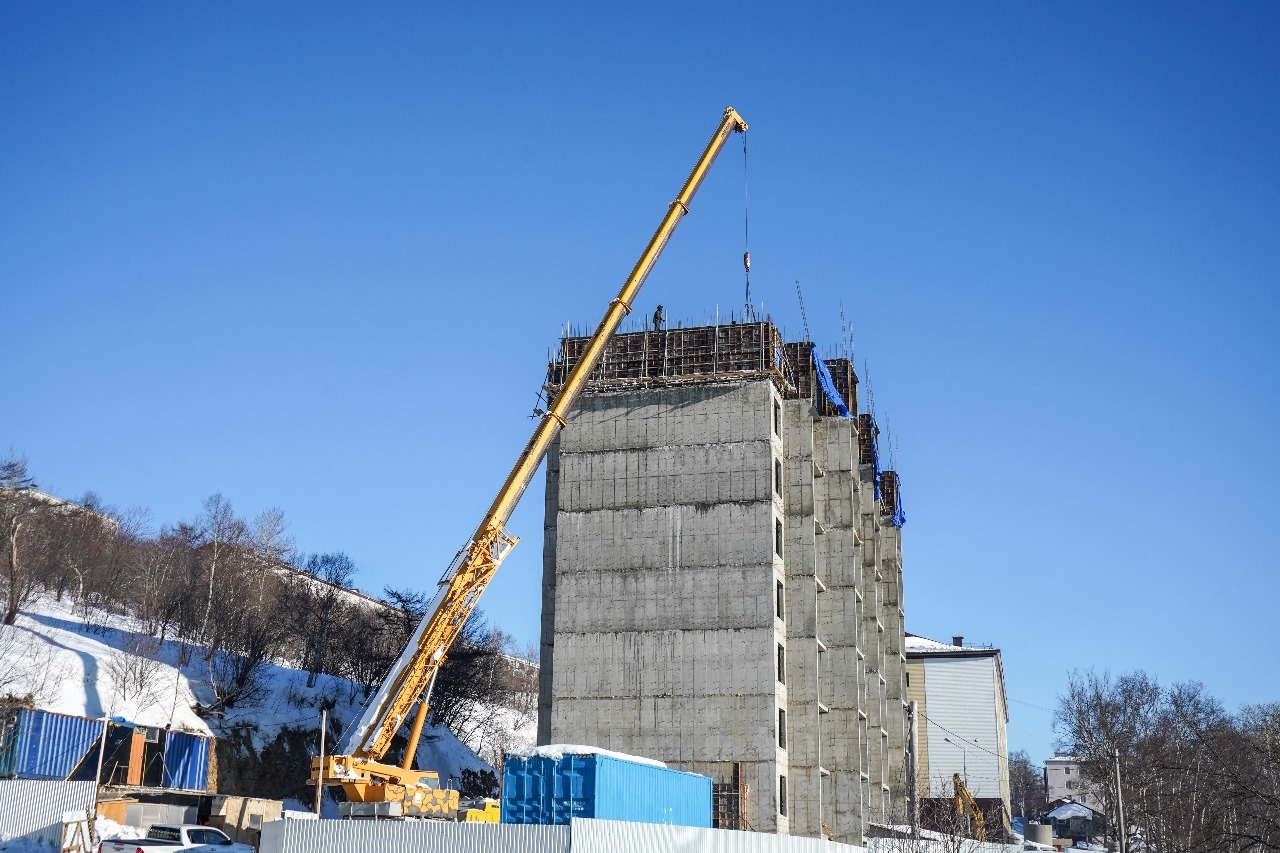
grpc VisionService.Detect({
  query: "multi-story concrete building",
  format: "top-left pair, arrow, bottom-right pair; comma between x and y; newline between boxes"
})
537,320 -> 908,845
904,634 -> 1010,832
1044,756 -> 1100,808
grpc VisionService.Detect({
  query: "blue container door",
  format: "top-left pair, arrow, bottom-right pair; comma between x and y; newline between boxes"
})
501,754 -> 599,824
162,731 -> 210,790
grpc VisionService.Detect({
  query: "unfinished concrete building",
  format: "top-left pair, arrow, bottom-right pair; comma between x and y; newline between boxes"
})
537,319 -> 908,845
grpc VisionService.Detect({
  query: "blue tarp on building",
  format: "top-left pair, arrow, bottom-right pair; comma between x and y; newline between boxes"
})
811,351 -> 853,419
889,480 -> 906,528
810,352 -> 897,510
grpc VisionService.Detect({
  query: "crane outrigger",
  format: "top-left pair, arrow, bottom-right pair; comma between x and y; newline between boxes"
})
312,106 -> 749,816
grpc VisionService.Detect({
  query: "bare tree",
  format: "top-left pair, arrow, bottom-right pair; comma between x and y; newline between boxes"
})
192,493 -> 246,645
295,552 -> 356,687
877,778 -> 995,853
1056,668 -> 1280,853
103,631 -> 166,714
1,453 -> 42,625
1009,749 -> 1047,820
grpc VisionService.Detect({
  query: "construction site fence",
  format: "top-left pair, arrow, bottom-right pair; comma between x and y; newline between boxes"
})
260,818 -> 570,853
258,817 -> 1023,853
0,779 -> 95,847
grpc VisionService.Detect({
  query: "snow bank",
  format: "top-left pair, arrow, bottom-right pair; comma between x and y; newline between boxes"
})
94,816 -> 145,841
507,744 -> 666,768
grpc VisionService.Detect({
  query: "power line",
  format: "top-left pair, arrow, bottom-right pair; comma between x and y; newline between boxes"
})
919,708 -> 1009,764
1009,697 -> 1056,714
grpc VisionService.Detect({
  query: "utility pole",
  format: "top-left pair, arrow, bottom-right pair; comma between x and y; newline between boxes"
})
314,709 -> 327,816
1113,748 -> 1126,853
907,700 -> 920,840
92,715 -> 109,838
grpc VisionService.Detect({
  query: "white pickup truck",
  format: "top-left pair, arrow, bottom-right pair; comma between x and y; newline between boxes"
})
98,824 -> 254,853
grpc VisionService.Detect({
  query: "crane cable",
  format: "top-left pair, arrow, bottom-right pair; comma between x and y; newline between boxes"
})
742,131 -> 753,321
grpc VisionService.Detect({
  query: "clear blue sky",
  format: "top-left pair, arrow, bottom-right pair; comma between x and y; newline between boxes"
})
4,2 -> 1278,765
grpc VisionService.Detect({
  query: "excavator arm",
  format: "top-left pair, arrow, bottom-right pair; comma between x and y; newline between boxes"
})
313,106 -> 748,812
953,773 -> 987,841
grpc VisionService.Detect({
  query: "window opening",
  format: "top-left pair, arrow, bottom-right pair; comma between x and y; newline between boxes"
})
777,643 -> 785,684
778,708 -> 787,749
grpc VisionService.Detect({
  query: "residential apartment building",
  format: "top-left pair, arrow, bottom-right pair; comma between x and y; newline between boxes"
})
1044,756 -> 1100,807
904,633 -> 1010,831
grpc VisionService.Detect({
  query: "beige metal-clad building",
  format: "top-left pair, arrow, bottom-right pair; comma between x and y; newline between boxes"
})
537,320 -> 908,846
905,634 -> 1010,831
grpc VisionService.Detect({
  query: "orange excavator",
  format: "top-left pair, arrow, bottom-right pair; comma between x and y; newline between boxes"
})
310,107 -> 749,817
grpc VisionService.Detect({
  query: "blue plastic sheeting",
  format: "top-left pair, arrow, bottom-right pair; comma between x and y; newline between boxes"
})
162,730 -> 210,791
811,351 -> 852,419
502,752 -> 712,828
889,481 -> 906,528
0,709 -> 103,780
864,413 -> 883,501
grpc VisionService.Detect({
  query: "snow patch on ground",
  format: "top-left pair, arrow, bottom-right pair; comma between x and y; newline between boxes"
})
0,596 -> 513,787
508,744 -> 666,768
1,595 -> 209,733
94,816 -> 145,841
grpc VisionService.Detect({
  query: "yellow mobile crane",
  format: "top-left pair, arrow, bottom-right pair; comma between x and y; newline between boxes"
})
311,106 -> 749,817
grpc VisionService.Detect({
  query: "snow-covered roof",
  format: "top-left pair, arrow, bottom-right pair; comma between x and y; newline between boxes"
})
1049,802 -> 1097,820
904,633 -> 993,654
507,744 -> 666,768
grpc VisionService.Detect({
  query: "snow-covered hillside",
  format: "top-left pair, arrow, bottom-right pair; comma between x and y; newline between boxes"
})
0,595 -> 535,794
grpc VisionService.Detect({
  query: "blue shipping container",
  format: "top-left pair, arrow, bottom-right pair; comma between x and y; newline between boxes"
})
0,709 -> 103,780
162,730 -> 210,791
501,752 -> 711,828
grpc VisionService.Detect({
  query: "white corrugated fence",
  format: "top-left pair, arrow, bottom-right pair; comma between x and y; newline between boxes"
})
572,817 -> 867,853
258,816 -> 1023,853
259,818 -> 571,853
0,779 -> 96,846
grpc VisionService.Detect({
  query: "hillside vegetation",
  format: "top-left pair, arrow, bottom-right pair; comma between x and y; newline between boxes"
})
0,453 -> 535,802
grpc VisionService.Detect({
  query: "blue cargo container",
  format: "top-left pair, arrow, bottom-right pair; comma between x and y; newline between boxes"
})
0,709 -> 212,791
0,709 -> 103,780
161,730 -> 211,791
501,751 -> 711,828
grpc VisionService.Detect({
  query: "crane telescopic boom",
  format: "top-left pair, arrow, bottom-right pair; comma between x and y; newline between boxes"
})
313,106 -> 748,814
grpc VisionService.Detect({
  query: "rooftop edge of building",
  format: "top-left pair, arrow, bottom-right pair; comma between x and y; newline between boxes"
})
546,320 -> 858,417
